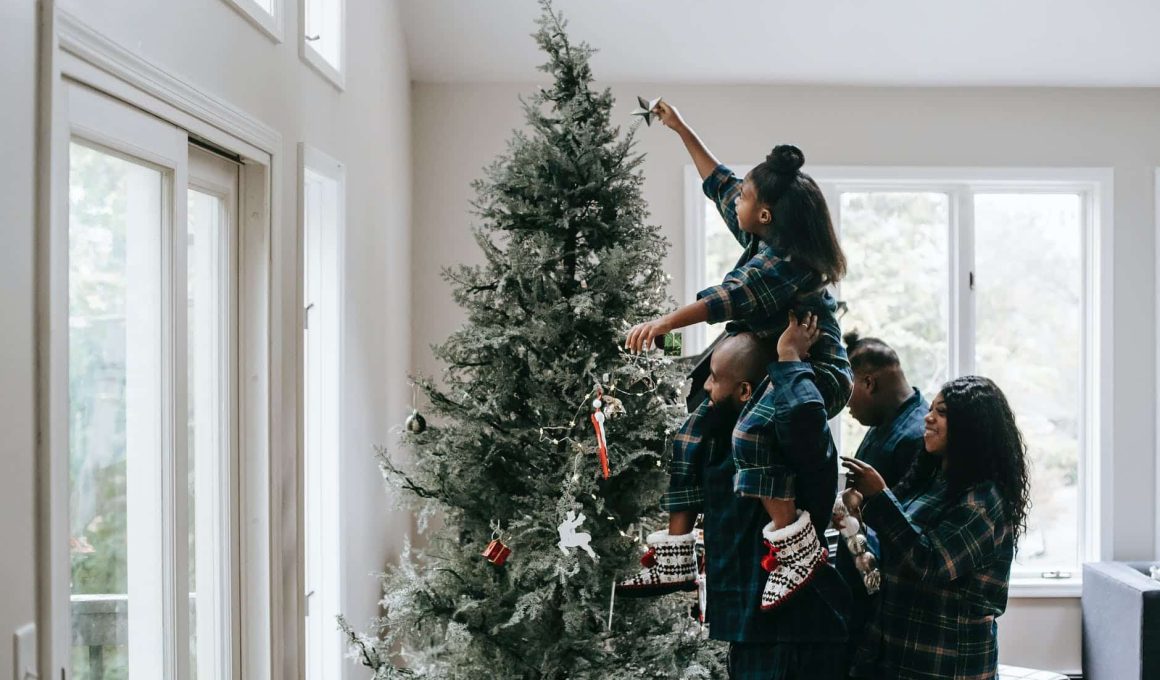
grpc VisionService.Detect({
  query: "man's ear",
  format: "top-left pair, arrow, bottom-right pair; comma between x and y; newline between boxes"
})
737,380 -> 754,404
867,373 -> 879,394
759,207 -> 772,224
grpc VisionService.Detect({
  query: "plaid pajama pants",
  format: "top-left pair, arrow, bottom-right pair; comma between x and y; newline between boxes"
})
728,641 -> 847,680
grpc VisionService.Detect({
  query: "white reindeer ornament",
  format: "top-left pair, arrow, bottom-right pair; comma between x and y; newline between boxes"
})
557,510 -> 597,561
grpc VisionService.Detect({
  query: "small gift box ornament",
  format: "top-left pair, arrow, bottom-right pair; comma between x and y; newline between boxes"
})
482,536 -> 512,566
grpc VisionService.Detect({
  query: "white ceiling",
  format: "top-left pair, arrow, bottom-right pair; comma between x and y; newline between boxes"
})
399,0 -> 1160,86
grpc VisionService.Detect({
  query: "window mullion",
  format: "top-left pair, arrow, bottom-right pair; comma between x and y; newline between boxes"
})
951,186 -> 976,378
168,158 -> 193,680
824,182 -> 843,455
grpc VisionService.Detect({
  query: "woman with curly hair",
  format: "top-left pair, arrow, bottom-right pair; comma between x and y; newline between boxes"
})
842,375 -> 1031,680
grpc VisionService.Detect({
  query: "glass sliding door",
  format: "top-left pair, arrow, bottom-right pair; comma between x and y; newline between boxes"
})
64,82 -> 240,680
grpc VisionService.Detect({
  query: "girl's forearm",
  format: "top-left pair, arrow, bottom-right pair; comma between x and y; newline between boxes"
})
676,126 -> 721,180
664,300 -> 711,330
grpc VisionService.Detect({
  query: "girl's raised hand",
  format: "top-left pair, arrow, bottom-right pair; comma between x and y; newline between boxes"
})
625,317 -> 673,354
652,100 -> 686,132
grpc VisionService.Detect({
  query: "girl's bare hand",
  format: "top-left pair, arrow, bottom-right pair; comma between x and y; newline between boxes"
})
625,317 -> 673,354
652,100 -> 686,133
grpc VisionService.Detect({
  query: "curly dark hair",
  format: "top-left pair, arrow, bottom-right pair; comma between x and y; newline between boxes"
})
939,375 -> 1032,538
748,144 -> 846,285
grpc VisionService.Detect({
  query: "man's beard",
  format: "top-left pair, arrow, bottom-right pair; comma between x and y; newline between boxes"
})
704,397 -> 742,433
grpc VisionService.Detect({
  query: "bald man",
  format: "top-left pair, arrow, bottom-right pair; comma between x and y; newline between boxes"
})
700,331 -> 850,679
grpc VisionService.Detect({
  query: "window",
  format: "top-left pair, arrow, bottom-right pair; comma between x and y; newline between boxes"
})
973,193 -> 1084,574
222,0 -> 283,43
69,138 -> 166,679
301,0 -> 345,89
687,166 -> 1111,590
301,145 -> 345,680
187,147 -> 241,680
836,191 -> 950,456
65,84 -> 241,678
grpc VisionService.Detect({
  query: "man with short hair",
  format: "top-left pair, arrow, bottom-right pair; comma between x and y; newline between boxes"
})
838,331 -> 929,670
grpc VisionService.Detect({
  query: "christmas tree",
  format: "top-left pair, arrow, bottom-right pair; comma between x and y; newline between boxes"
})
340,3 -> 725,677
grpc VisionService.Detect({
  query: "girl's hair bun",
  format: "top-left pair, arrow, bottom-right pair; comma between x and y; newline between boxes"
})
767,144 -> 805,176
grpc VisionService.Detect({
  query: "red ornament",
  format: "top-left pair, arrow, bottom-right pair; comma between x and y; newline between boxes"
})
640,547 -> 658,568
591,387 -> 610,479
482,538 -> 512,566
760,540 -> 781,572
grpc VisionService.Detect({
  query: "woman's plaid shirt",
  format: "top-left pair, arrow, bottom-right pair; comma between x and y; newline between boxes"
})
854,458 -> 1015,679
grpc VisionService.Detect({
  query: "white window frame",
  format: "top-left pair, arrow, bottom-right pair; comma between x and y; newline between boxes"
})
222,0 -> 284,44
299,143 -> 345,680
299,0 -> 345,90
65,83 -> 190,679
1155,168 -> 1160,562
188,146 -> 243,680
40,9 -> 297,679
684,164 -> 1114,597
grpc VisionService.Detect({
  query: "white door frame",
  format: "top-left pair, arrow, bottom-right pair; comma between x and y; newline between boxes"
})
36,5 -> 299,679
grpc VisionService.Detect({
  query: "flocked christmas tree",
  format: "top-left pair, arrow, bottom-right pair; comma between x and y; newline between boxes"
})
340,3 -> 725,677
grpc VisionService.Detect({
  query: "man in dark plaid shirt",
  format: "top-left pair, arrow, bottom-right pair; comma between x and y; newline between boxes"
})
688,332 -> 850,679
837,334 -> 928,667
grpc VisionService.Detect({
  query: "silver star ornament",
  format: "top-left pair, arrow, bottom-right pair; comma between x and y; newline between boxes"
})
632,96 -> 662,126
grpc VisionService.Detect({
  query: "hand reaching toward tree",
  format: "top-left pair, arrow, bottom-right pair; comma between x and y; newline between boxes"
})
652,100 -> 686,133
625,317 -> 673,354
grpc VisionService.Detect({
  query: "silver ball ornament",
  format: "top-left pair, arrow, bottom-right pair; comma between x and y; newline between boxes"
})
839,515 -> 861,538
405,409 -> 427,434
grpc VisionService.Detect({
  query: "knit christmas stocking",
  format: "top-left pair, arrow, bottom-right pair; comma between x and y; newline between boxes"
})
759,511 -> 827,611
616,529 -> 698,597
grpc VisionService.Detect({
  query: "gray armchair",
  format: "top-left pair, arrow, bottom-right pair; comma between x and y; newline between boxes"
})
1082,562 -> 1160,680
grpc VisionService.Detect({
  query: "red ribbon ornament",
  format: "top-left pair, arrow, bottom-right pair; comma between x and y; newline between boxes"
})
590,412 -> 610,479
590,388 -> 610,479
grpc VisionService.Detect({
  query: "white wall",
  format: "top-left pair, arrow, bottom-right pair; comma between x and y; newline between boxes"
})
412,81 -> 1160,673
0,0 -> 40,677
5,1 -> 411,678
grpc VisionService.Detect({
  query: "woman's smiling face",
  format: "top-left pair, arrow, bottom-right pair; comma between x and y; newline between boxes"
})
924,392 -> 949,454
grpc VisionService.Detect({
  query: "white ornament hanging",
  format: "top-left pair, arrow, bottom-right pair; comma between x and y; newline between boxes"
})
404,382 -> 427,434
557,510 -> 597,561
